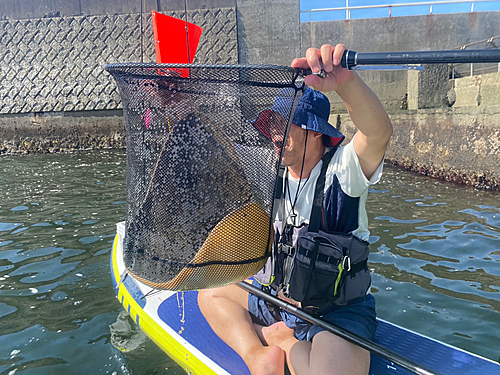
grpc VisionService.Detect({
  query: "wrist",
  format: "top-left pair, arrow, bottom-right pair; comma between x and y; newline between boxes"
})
334,70 -> 360,96
334,72 -> 367,104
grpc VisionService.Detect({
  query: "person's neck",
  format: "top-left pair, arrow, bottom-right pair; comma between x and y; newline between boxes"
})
287,147 -> 325,180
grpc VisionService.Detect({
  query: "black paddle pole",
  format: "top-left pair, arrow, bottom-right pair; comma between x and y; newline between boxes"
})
237,281 -> 439,375
341,48 -> 500,69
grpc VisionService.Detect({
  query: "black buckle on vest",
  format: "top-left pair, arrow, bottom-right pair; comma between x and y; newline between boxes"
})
283,224 -> 294,244
278,243 -> 294,256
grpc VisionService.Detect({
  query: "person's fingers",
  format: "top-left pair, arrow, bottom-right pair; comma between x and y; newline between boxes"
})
291,56 -> 324,88
320,44 -> 335,72
292,44 -> 351,91
290,57 -> 308,69
305,47 -> 323,73
303,75 -> 323,88
332,44 -> 346,67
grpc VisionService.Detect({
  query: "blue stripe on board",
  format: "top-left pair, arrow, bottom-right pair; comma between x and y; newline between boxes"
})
111,231 -> 500,374
122,275 -> 146,309
370,320 -> 500,375
158,291 -> 251,375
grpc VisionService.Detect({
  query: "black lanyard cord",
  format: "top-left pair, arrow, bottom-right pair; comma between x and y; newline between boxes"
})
283,130 -> 309,225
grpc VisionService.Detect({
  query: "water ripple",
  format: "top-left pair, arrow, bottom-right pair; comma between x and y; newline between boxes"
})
0,151 -> 132,374
1,153 -> 500,371
459,207 -> 500,229
368,165 -> 500,361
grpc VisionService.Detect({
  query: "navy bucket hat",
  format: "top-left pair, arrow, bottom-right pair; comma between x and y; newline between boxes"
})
253,87 -> 344,148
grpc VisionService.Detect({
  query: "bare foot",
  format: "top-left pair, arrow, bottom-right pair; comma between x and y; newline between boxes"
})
246,345 -> 285,375
261,322 -> 296,347
260,322 -> 298,359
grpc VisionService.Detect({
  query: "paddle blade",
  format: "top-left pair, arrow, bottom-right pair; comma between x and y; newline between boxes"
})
151,11 -> 203,78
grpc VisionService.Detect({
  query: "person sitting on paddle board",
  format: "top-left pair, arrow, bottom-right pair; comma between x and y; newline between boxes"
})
198,43 -> 393,375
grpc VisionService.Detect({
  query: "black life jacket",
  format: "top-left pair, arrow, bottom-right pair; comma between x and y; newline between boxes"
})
255,149 -> 371,311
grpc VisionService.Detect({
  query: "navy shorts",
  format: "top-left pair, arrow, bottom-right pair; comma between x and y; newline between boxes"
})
247,280 -> 378,342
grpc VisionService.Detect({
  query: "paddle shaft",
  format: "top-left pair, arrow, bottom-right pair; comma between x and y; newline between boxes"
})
341,48 -> 500,69
237,281 -> 439,375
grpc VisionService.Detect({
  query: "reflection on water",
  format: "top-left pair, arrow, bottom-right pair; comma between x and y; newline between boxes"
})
0,153 -> 499,374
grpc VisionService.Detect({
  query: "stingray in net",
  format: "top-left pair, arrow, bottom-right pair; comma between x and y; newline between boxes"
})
127,111 -> 275,290
105,63 -> 305,291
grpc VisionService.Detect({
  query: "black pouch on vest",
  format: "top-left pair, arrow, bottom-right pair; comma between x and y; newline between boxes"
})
335,236 -> 371,305
289,227 -> 370,310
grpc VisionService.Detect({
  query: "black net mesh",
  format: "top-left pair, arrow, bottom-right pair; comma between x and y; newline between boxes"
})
105,63 -> 306,291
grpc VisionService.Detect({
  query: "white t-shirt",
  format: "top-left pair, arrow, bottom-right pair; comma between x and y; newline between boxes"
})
277,136 -> 384,241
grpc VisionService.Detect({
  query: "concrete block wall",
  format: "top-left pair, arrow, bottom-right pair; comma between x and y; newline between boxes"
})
452,73 -> 500,107
2,2 -> 500,117
1,0 -> 500,188
0,3 -> 237,115
0,14 -> 151,114
407,64 -> 452,110
0,0 -> 238,153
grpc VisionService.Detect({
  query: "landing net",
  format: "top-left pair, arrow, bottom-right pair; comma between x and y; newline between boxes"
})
105,63 -> 305,291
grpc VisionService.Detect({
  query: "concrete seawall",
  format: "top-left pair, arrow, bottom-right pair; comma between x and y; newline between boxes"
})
337,104 -> 500,190
0,111 -> 125,154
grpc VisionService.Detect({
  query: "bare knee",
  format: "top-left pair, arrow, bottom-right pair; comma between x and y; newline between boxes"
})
305,331 -> 370,375
198,284 -> 232,302
198,284 -> 248,313
197,287 -> 222,313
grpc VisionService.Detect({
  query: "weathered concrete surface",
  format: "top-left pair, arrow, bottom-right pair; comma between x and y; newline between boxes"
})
302,12 -> 500,55
0,0 -> 162,19
453,75 -> 482,107
325,70 -> 409,113
0,111 -> 125,154
335,105 -> 500,190
236,0 -> 301,65
160,0 -> 236,11
452,72 -> 500,107
407,64 -> 452,109
481,73 -> 500,106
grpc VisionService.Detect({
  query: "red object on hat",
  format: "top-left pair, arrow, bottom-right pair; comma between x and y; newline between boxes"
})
252,109 -> 276,140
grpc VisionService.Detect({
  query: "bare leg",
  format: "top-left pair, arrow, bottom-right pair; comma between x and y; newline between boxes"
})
262,322 -> 370,375
198,284 -> 285,375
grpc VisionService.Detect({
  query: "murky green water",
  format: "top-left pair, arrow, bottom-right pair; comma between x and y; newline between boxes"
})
0,151 -> 499,374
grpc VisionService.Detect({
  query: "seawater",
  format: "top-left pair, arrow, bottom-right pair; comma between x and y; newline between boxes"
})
0,150 -> 499,375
